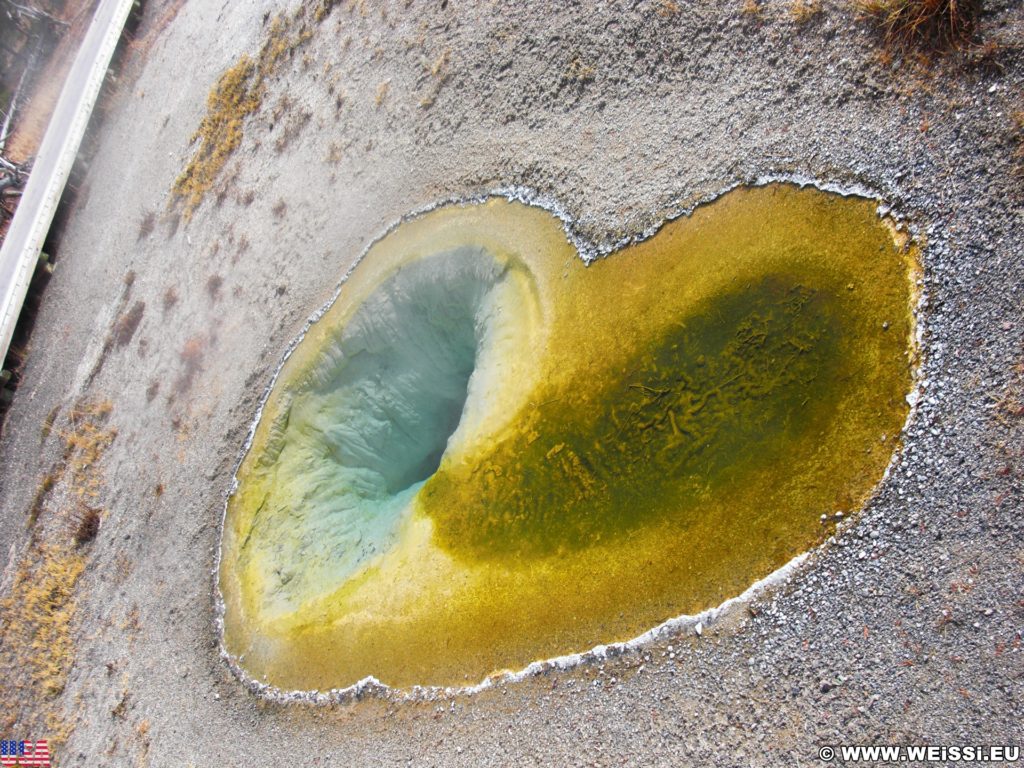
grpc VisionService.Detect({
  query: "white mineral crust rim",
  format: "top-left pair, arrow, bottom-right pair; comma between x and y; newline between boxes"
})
212,175 -> 925,703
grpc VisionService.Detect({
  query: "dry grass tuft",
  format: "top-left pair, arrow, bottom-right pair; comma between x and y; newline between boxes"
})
0,398 -> 117,740
72,507 -> 102,546
170,4 -> 331,221
855,0 -> 981,49
791,0 -> 823,22
113,301 -> 146,348
206,274 -> 224,300
0,546 -> 86,700
62,400 -> 116,505
326,141 -> 344,163
430,50 -> 450,78
314,0 -> 342,22
742,0 -> 762,17
41,404 -> 61,441
657,0 -> 680,16
1012,107 -> 1024,172
162,286 -> 179,312
563,55 -> 597,83
29,401 -> 115,526
419,50 -> 450,109
28,471 -> 58,525
170,56 -> 260,221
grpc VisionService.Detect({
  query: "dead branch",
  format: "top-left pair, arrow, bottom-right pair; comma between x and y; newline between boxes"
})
1,0 -> 67,28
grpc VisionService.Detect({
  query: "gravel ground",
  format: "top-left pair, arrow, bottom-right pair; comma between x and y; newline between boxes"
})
1,0 -> 1022,765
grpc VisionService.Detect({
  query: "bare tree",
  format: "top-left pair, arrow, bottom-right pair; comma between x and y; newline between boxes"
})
1,0 -> 66,28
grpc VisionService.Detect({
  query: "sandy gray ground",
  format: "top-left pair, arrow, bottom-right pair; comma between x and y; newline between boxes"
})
1,0 -> 1023,765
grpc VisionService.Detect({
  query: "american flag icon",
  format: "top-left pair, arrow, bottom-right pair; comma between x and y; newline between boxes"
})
0,740 -> 50,767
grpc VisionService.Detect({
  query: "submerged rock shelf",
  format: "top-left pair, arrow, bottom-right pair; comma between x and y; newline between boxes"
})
219,183 -> 918,691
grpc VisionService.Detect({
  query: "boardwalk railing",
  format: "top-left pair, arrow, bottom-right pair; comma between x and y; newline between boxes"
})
0,0 -> 136,371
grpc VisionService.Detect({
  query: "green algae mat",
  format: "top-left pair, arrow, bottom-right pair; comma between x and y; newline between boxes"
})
219,183 -> 919,691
